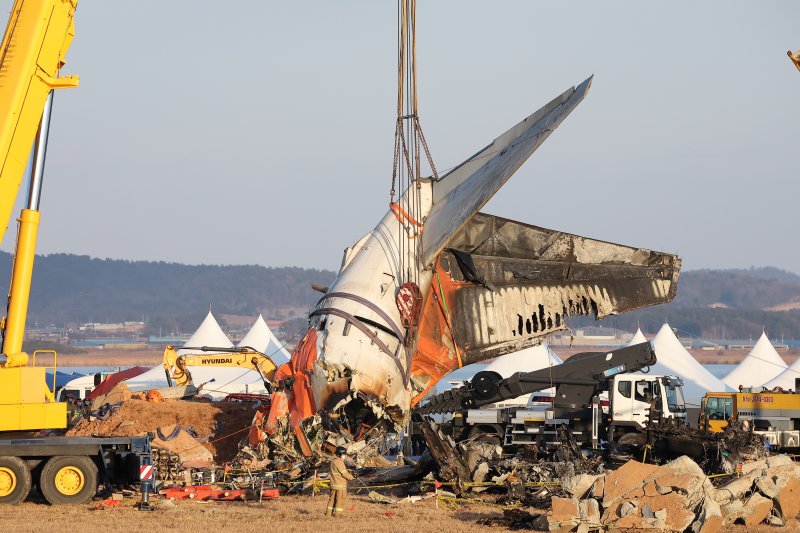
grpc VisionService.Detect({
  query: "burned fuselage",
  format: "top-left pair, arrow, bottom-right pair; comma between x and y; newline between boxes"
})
259,76 -> 681,457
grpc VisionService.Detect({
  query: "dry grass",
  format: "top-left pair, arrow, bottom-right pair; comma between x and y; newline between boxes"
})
56,349 -> 163,367
4,495 -> 508,533
4,494 -> 799,532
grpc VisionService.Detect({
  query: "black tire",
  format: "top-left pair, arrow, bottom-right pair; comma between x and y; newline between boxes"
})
39,456 -> 98,505
0,456 -> 32,505
616,431 -> 646,446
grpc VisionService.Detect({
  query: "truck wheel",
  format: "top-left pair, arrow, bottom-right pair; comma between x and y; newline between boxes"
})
40,456 -> 98,505
0,456 -> 32,504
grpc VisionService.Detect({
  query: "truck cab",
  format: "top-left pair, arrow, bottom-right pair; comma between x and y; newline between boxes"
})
700,391 -> 800,449
610,375 -> 687,429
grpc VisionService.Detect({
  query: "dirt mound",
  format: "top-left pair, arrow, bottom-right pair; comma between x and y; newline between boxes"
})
66,399 -> 255,463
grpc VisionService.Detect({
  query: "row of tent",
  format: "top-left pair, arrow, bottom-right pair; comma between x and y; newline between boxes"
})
66,312 -> 798,405
64,312 -> 291,401
465,324 -> 799,407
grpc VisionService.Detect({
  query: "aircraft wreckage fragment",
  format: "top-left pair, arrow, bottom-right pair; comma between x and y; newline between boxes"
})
250,76 -> 681,459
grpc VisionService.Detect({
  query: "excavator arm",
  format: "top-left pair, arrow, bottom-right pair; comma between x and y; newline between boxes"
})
163,345 -> 278,391
416,342 -> 657,414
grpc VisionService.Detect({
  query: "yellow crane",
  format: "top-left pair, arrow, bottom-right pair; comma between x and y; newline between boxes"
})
0,1 -> 154,508
163,345 -> 279,392
0,0 -> 79,432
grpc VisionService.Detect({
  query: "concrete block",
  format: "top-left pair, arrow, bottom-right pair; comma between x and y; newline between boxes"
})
602,460 -> 658,507
775,476 -> 800,520
743,493 -> 772,527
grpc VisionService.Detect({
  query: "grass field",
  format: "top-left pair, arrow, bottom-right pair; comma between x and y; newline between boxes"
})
4,494 -> 797,533
4,495 -> 514,533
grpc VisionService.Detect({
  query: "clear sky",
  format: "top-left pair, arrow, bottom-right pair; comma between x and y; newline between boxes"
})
2,1 -> 798,273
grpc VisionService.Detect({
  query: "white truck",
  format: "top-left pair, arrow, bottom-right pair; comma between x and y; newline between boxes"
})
419,344 -> 688,451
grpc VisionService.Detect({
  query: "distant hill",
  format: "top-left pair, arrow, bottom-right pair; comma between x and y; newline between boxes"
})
671,269 -> 800,310
0,252 -> 335,334
568,267 -> 800,339
2,252 -> 799,339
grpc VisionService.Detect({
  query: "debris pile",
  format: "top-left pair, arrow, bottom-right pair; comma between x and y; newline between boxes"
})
548,454 -> 800,531
66,398 -> 256,463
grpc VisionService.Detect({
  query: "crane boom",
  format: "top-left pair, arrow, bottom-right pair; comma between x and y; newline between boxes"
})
0,0 -> 78,433
0,0 -> 78,241
0,0 -> 78,369
416,342 -> 657,414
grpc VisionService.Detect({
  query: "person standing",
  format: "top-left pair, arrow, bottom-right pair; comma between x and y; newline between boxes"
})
326,446 -> 353,517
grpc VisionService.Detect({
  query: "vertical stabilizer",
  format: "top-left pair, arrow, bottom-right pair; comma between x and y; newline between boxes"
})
421,76 -> 592,265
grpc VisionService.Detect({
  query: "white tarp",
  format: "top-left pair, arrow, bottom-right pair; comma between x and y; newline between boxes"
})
483,343 -> 562,406
484,342 -> 562,377
178,311 -> 233,356
237,314 -> 290,365
722,332 -> 787,389
123,365 -> 268,401
641,323 -> 731,406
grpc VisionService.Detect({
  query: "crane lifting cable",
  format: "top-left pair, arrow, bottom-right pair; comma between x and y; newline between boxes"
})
390,0 -> 439,287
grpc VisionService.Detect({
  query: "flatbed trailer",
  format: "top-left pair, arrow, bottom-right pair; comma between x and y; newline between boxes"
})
0,435 -> 152,505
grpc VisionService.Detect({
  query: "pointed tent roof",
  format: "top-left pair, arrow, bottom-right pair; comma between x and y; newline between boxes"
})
484,343 -> 562,379
627,328 -> 648,347
722,332 -> 787,389
762,350 -> 800,390
237,314 -> 290,365
178,311 -> 233,356
641,323 -> 731,405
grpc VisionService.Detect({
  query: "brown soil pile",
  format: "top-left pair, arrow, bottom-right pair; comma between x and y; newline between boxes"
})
66,399 -> 256,463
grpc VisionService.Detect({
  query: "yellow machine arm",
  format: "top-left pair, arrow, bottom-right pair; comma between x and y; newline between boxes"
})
163,346 -> 279,391
0,0 -> 79,368
0,0 -> 78,432
789,49 -> 800,73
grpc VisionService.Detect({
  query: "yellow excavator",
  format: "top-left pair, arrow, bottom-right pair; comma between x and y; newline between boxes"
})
0,0 -> 152,506
162,345 -> 279,393
789,49 -> 800,73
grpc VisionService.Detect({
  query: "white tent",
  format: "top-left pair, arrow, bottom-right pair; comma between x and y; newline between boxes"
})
177,311 -> 234,355
627,328 -> 648,347
482,343 -> 562,406
762,353 -> 800,391
123,311 -> 267,400
484,343 -> 562,378
237,314 -> 290,365
722,332 -> 787,389
642,323 -> 731,406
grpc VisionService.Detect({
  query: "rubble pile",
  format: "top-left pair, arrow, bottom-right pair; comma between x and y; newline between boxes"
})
66,398 -> 256,463
548,454 -> 800,531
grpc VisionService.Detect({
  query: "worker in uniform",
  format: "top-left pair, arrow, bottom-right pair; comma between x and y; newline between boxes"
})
326,446 -> 353,517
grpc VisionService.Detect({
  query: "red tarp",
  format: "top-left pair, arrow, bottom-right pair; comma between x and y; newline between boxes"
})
86,366 -> 150,400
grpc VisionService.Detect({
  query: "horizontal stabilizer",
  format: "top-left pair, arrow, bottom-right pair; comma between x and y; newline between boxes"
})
438,212 -> 681,364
